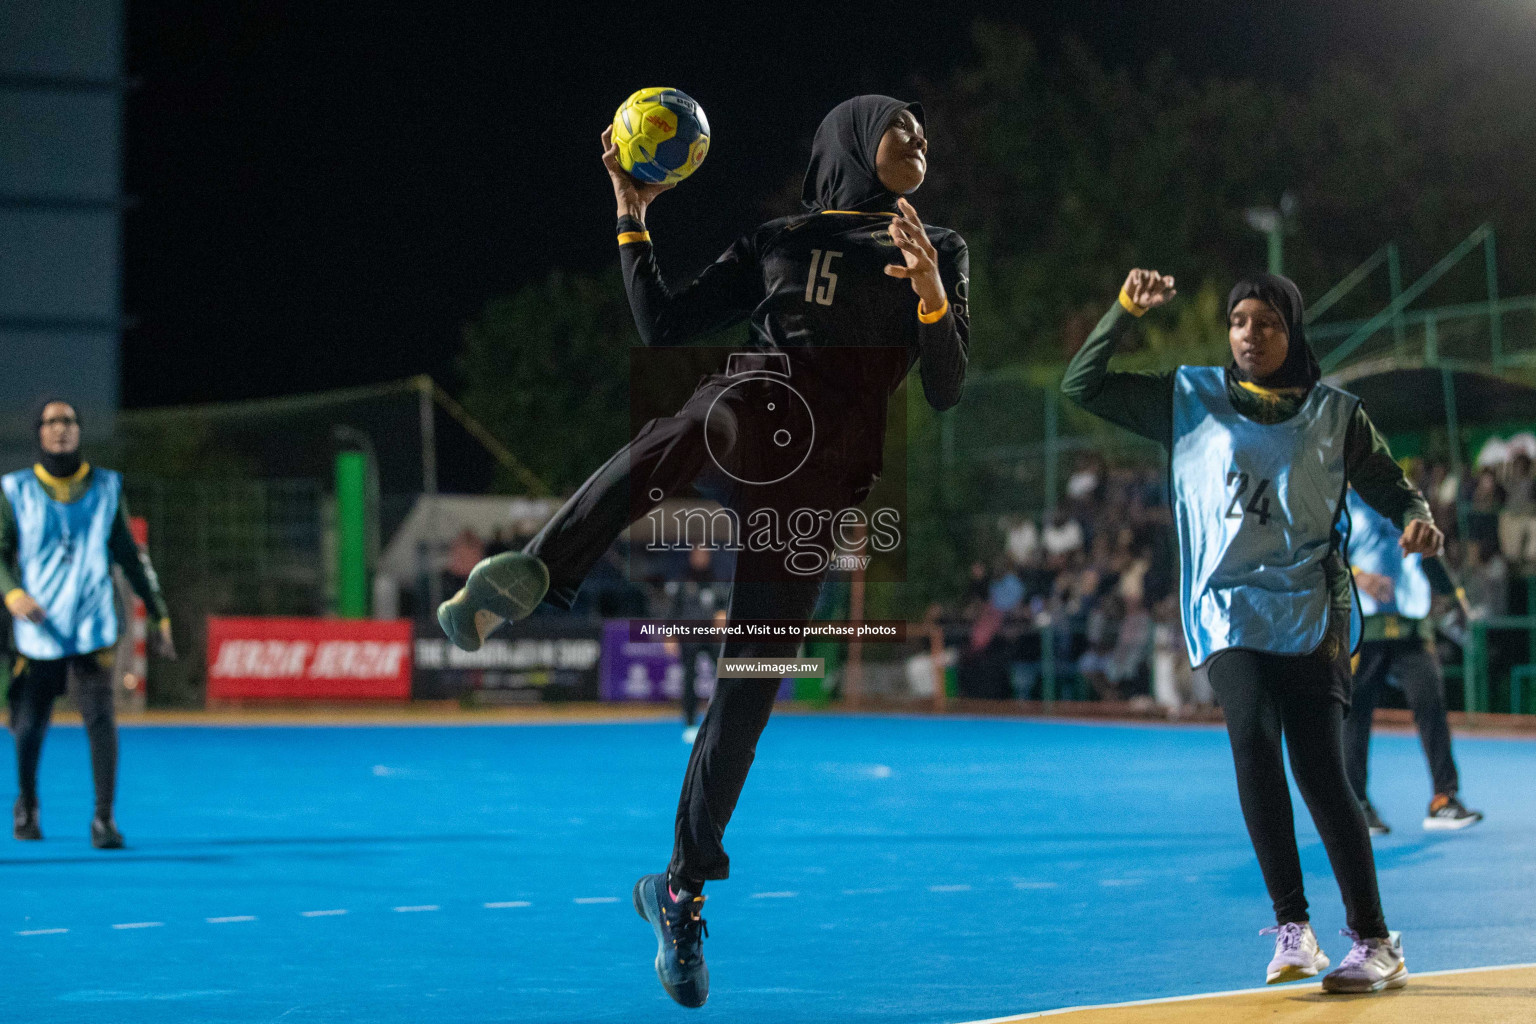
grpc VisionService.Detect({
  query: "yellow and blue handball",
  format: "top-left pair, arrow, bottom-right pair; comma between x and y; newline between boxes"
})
611,87 -> 710,185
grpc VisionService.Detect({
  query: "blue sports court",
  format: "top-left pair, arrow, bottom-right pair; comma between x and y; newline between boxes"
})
8,714 -> 1535,1022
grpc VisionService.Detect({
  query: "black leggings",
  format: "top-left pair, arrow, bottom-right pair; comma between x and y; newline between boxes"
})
1206,647 -> 1388,938
8,653 -> 118,816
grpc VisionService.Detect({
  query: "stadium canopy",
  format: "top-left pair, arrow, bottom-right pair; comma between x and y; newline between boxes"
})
1312,223 -> 1536,455
1325,361 -> 1536,436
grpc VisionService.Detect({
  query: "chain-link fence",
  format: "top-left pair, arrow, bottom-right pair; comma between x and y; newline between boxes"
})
125,476 -> 328,706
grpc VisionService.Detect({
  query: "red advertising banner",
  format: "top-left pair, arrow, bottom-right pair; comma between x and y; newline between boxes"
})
206,617 -> 413,701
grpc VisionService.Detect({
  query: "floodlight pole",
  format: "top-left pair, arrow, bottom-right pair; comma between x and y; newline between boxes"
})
418,375 -> 438,497
418,376 -> 441,611
1244,193 -> 1295,276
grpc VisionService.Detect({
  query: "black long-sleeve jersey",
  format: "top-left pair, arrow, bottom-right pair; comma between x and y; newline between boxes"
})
617,210 -> 970,416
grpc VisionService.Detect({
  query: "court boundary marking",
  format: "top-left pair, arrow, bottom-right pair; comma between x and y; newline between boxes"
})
954,960 -> 1536,1022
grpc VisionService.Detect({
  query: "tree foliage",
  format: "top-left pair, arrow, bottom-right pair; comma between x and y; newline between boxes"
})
918,22 -> 1536,369
458,269 -> 635,494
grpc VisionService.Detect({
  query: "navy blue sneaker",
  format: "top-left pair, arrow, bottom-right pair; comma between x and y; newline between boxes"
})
633,873 -> 709,1008
436,552 -> 549,652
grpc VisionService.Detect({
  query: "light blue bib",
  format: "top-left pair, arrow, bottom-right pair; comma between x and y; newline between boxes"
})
1346,488 -> 1431,620
2,467 -> 122,659
1171,367 -> 1358,667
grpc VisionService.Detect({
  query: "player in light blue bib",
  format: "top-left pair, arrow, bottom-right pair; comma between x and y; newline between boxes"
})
2,399 -> 174,849
1064,269 -> 1442,994
1345,487 -> 1481,833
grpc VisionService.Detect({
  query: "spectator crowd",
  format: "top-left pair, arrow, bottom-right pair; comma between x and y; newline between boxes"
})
953,440 -> 1536,712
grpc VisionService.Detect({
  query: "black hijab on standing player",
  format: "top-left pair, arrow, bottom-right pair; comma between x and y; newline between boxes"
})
1225,272 -> 1322,389
32,395 -> 83,479
801,94 -> 924,213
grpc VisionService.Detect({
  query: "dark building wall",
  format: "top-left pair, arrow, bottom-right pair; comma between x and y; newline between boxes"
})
0,0 -> 123,466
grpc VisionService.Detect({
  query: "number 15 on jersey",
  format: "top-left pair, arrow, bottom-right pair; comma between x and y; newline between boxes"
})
805,249 -> 841,306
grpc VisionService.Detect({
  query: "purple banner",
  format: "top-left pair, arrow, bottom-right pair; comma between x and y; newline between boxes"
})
599,620 -> 791,701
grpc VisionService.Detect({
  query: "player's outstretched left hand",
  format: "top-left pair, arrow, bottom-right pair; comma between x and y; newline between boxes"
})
1400,518 -> 1444,557
886,197 -> 947,316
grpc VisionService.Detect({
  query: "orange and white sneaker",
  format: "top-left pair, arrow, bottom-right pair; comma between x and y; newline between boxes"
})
1424,794 -> 1483,831
1263,921 -> 1330,983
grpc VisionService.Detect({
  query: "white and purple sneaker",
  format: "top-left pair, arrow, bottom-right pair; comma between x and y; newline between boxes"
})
1263,921 -> 1330,984
1323,930 -> 1409,993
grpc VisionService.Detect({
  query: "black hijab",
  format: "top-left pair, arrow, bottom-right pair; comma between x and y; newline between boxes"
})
801,95 -> 924,213
1225,272 -> 1321,389
32,395 -> 83,479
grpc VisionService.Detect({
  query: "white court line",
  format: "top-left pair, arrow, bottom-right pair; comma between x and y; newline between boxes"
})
1098,878 -> 1143,887
1012,881 -> 1059,889
111,921 -> 163,930
841,887 -> 890,895
953,960 -> 1536,1023
300,909 -> 348,917
16,928 -> 68,936
573,897 -> 619,905
485,901 -> 531,908
206,916 -> 256,924
393,905 -> 439,913
750,891 -> 800,899
929,884 -> 972,892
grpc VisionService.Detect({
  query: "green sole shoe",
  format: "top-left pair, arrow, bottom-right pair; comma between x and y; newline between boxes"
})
436,552 -> 550,652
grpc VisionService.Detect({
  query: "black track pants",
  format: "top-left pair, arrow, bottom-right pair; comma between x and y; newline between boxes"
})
523,373 -> 860,889
1345,639 -> 1460,801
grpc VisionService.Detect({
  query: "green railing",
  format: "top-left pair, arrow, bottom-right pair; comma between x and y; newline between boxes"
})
1313,294 -> 1536,376
1305,223 -> 1536,381
1459,615 -> 1536,714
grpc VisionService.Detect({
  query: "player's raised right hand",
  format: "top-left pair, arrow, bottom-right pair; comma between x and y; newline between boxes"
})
1122,269 -> 1177,311
601,126 -> 674,222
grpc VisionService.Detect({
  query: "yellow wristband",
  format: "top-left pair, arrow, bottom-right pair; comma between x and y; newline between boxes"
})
1118,289 -> 1148,317
917,298 -> 949,324
4,589 -> 24,608
617,230 -> 651,246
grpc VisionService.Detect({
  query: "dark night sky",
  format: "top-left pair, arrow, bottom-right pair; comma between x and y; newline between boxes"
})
120,0 -> 1533,409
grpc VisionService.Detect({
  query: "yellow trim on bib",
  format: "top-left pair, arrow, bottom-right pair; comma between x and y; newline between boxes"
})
32,462 -> 91,502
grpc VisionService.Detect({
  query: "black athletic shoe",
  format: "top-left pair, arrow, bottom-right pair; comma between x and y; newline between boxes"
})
1423,795 -> 1483,831
1362,802 -> 1391,836
13,798 -> 41,841
633,873 -> 709,1008
90,815 -> 124,849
